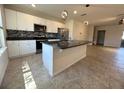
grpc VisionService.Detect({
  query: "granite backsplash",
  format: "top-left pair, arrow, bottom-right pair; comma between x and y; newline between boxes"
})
6,29 -> 59,39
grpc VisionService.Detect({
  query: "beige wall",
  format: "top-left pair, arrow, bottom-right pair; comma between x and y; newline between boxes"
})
95,25 -> 124,47
73,20 -> 89,40
65,19 -> 89,40
87,25 -> 94,45
88,25 -> 94,42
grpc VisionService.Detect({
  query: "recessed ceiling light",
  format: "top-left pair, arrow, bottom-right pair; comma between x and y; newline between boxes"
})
73,10 -> 77,14
32,4 -> 36,7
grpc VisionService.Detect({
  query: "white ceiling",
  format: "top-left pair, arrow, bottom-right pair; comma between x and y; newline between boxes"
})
5,4 -> 124,26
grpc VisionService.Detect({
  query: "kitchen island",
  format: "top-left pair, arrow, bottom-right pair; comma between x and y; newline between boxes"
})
42,40 -> 90,76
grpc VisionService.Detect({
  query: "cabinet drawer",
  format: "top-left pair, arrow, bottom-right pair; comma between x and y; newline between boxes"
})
7,41 -> 19,45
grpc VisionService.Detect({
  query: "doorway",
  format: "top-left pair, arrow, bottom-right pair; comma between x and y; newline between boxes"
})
121,31 -> 124,47
97,30 -> 106,46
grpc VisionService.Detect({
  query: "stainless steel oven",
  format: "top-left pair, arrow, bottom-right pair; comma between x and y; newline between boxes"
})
36,40 -> 46,54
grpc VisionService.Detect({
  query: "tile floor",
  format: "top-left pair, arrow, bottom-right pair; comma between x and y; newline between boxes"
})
1,45 -> 124,89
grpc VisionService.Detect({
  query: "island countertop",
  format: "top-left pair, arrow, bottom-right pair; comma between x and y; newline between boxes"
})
42,40 -> 90,76
44,40 -> 91,49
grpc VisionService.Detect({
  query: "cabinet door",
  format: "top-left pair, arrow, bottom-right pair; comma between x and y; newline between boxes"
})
46,20 -> 53,32
51,21 -> 57,33
27,40 -> 36,54
19,40 -> 36,56
33,16 -> 41,26
40,18 -> 47,25
47,20 -> 65,33
19,41 -> 29,55
5,9 -> 17,30
7,41 -> 20,58
58,22 -> 65,28
17,12 -> 34,31
26,14 -> 34,31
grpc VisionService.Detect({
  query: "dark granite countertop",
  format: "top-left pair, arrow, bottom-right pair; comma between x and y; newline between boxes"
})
44,40 -> 91,49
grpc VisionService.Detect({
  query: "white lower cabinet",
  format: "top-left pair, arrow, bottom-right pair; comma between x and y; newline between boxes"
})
19,40 -> 36,55
7,40 -> 36,58
7,41 -> 20,58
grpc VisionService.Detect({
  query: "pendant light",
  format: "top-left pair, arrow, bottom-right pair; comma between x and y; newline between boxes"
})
61,10 -> 68,20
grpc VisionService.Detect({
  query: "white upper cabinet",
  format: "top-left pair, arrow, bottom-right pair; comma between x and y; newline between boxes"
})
5,9 -> 17,30
17,12 -> 25,30
33,16 -> 42,25
47,20 -> 65,33
41,18 -> 47,26
52,21 -> 58,33
33,16 -> 47,26
26,14 -> 34,31
60,23 -> 65,28
5,8 -> 65,32
57,22 -> 65,28
46,20 -> 57,33
17,11 -> 34,31
46,19 -> 52,32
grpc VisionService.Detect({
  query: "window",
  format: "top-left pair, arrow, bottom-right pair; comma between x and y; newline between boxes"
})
122,31 -> 124,40
0,7 -> 4,49
0,26 -> 5,49
0,28 -> 3,48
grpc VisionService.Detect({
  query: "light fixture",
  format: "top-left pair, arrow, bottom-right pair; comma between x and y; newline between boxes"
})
61,10 -> 68,20
73,10 -> 77,14
32,4 -> 36,7
119,18 -> 124,25
83,21 -> 89,25
123,18 -> 124,21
